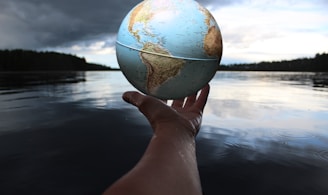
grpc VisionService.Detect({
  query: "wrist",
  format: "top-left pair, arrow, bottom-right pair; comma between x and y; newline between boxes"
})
154,122 -> 196,141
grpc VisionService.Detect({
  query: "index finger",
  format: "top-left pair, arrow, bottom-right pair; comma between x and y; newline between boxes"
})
194,84 -> 210,111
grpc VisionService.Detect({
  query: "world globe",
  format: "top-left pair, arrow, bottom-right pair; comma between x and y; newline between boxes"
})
116,0 -> 223,99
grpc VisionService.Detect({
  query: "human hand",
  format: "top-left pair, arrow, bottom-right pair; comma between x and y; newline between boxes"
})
122,84 -> 210,138
104,86 -> 209,195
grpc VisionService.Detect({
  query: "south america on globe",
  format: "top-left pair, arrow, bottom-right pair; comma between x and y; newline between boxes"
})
116,0 -> 223,99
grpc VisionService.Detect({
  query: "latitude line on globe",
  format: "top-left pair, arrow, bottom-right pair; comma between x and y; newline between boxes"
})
116,41 -> 219,61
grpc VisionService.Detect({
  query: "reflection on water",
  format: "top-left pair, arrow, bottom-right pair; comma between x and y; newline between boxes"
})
0,71 -> 327,158
0,71 -> 327,194
202,72 -> 328,164
0,72 -> 86,89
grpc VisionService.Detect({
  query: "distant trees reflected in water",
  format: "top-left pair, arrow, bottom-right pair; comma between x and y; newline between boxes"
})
1,50 -> 327,88
0,72 -> 86,90
276,72 -> 328,88
219,53 -> 328,72
0,49 -> 112,71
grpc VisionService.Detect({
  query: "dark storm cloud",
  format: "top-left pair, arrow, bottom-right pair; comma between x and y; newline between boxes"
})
0,0 -> 142,49
0,0 -> 233,49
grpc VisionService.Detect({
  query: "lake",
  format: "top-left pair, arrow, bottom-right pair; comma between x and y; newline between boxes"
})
0,71 -> 327,194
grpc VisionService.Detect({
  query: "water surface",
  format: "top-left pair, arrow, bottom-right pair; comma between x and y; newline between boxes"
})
0,71 -> 327,194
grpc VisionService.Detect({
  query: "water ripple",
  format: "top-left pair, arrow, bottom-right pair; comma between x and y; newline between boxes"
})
313,150 -> 328,162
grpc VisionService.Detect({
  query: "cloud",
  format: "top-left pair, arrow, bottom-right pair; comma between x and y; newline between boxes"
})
197,0 -> 242,6
0,0 -> 327,66
0,0 -> 241,50
211,0 -> 328,63
0,0 -> 141,49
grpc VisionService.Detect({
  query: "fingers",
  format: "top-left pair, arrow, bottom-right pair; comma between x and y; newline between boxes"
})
194,84 -> 210,111
172,98 -> 185,108
169,84 -> 210,110
184,93 -> 197,107
123,83 -> 210,113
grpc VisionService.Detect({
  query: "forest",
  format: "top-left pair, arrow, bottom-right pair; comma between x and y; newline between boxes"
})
0,49 -> 112,71
219,53 -> 328,72
0,49 -> 327,72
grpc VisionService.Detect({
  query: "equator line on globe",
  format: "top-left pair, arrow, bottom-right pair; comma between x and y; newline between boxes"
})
116,0 -> 223,99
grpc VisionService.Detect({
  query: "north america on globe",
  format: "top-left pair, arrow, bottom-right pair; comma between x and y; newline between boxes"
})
116,0 -> 223,99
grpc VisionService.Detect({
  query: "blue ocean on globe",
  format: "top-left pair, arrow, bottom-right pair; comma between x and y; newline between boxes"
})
116,0 -> 223,99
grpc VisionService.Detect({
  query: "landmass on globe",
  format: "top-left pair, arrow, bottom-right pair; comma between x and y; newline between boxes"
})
116,0 -> 223,99
140,42 -> 185,94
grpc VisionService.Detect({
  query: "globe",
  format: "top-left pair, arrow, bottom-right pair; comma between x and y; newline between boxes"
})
116,0 -> 222,99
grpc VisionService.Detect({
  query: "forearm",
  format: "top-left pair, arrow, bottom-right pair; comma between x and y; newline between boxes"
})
104,125 -> 202,195
106,86 -> 209,195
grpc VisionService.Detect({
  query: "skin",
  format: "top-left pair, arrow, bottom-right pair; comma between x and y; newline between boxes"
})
103,84 -> 210,195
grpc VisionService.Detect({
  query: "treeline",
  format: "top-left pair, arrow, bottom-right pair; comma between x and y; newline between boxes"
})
219,53 -> 328,72
0,49 -> 112,71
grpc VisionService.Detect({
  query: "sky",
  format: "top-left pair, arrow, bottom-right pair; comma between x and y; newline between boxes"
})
0,0 -> 327,68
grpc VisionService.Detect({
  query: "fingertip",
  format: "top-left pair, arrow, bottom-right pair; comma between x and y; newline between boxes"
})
122,91 -> 142,105
203,84 -> 210,93
172,98 -> 185,108
184,93 -> 197,107
195,84 -> 210,109
122,91 -> 132,102
201,84 -> 210,96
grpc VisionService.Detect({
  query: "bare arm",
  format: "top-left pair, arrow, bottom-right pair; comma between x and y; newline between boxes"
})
103,85 -> 210,195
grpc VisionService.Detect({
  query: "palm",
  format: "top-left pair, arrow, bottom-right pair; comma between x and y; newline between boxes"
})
123,85 -> 210,137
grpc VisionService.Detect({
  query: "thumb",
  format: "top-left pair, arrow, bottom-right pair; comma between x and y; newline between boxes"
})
122,91 -> 169,125
122,91 -> 144,108
122,91 -> 160,116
